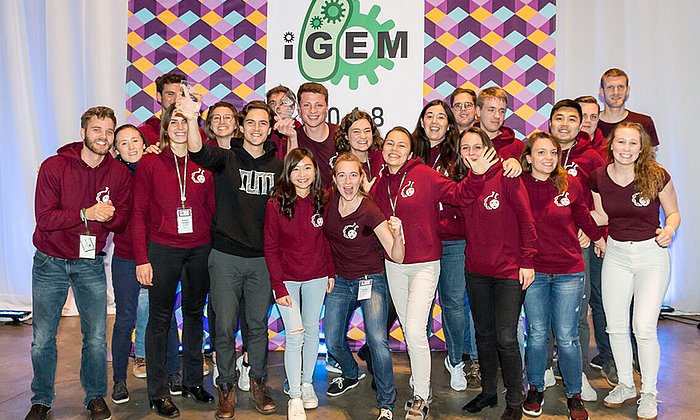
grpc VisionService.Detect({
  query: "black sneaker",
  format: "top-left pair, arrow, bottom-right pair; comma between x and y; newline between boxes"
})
24,404 -> 50,420
502,405 -> 523,420
522,386 -> 543,417
589,354 -> 605,370
111,381 -> 129,404
168,373 -> 183,396
87,397 -> 112,420
601,361 -> 619,386
326,377 -> 359,396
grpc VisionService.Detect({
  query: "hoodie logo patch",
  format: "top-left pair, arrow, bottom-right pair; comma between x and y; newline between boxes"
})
311,214 -> 324,228
343,223 -> 359,239
565,162 -> 579,177
483,191 -> 500,210
631,192 -> 650,207
191,168 -> 206,184
554,191 -> 571,207
96,187 -> 110,203
401,181 -> 415,198
329,153 -> 338,169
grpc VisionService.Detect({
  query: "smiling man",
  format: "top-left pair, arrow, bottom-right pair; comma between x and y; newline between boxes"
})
597,68 -> 660,147
27,106 -> 131,420
475,87 -> 525,160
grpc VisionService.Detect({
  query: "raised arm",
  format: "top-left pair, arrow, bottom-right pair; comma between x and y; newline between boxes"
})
374,216 -> 405,263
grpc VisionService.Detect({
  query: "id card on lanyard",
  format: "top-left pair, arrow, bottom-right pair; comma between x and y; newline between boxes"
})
174,153 -> 194,234
358,277 -> 373,300
387,173 -> 407,244
79,208 -> 96,259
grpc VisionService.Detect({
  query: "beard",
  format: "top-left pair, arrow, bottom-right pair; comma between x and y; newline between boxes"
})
84,136 -> 111,156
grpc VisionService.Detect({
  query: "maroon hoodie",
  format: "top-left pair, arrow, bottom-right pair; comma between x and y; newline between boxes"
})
459,165 -> 537,279
427,145 -> 466,241
522,174 -> 603,274
131,147 -> 215,265
264,195 -> 335,299
492,126 -> 525,160
33,142 -> 131,260
371,158 -> 484,264
561,133 -> 607,208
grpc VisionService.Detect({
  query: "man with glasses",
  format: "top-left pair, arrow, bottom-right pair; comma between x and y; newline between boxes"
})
450,88 -> 477,134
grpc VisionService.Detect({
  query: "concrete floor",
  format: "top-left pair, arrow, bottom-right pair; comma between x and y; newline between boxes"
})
1,315 -> 699,419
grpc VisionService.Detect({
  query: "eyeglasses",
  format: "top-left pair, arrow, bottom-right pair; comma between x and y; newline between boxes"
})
452,102 -> 474,111
211,115 -> 234,124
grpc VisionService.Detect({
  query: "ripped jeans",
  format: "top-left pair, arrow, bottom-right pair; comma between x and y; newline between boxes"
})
524,272 -> 585,397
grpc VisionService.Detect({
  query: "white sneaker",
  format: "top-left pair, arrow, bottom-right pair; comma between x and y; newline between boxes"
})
212,363 -> 219,388
544,367 -> 556,390
603,384 -> 637,408
288,397 -> 306,420
581,372 -> 598,402
301,383 -> 318,409
377,407 -> 393,420
405,396 -> 429,420
637,392 -> 658,420
443,357 -> 467,391
236,355 -> 251,392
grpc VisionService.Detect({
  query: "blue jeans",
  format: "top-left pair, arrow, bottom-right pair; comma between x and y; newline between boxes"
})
438,240 -> 467,365
524,272 -> 584,397
30,250 -> 107,407
277,277 -> 328,398
325,272 -> 396,408
587,248 -> 613,363
111,255 -> 141,382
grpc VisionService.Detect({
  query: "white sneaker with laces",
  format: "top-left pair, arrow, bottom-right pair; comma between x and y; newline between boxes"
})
288,397 -> 306,420
301,383 -> 318,409
637,392 -> 658,420
212,363 -> 219,388
581,372 -> 598,402
377,407 -> 393,420
443,357 -> 467,391
544,367 -> 556,390
603,383 -> 637,408
236,355 -> 251,391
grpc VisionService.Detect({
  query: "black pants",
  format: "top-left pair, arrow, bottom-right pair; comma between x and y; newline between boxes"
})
466,271 -> 525,407
146,242 -> 211,399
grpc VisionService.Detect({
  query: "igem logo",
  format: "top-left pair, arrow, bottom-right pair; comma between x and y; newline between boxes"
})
284,0 -> 408,89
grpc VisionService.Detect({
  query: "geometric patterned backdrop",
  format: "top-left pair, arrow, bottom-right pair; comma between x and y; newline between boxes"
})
125,0 -> 267,124
124,0 -> 555,351
423,0 -> 556,139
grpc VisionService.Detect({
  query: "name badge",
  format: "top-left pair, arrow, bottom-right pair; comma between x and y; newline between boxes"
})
177,207 -> 193,234
358,278 -> 373,300
79,234 -> 96,259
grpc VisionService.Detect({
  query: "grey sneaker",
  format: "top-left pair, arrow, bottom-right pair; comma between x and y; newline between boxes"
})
601,361 -> 619,386
603,384 -> 637,408
637,393 -> 657,420
405,396 -> 429,420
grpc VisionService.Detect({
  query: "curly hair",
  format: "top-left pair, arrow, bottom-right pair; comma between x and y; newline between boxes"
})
272,148 -> 328,220
521,131 -> 569,193
607,122 -> 665,200
334,108 -> 383,153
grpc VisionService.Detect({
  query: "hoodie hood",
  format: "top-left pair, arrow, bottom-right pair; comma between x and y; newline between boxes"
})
230,137 -> 279,165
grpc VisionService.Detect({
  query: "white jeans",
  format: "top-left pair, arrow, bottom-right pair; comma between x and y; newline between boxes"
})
385,260 -> 440,400
602,237 -> 670,395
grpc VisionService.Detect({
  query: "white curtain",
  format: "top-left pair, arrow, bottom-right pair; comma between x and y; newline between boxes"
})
0,0 -> 128,312
1,0 -> 699,312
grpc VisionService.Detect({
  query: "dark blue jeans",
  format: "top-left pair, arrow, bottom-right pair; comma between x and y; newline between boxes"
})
587,248 -> 613,363
30,250 -> 107,407
146,242 -> 210,399
524,272 -> 584,397
438,240 -> 467,365
111,254 -> 180,382
325,272 -> 396,409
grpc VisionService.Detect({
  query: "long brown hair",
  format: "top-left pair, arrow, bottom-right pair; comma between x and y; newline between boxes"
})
272,148 -> 328,220
521,131 -> 569,193
412,100 -> 460,174
159,104 -> 182,151
335,108 -> 383,152
607,122 -> 665,200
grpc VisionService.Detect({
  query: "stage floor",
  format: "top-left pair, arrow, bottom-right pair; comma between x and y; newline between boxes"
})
1,315 -> 698,419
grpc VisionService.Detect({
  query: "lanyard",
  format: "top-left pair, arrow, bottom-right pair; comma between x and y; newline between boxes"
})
174,152 -> 188,207
431,152 -> 441,170
563,141 -> 577,168
365,157 -> 371,178
80,208 -> 90,234
387,173 -> 407,216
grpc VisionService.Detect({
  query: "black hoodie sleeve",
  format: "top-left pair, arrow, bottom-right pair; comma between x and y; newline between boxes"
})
189,144 -> 228,173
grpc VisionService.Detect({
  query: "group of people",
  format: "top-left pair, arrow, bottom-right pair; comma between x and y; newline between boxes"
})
26,67 -> 679,420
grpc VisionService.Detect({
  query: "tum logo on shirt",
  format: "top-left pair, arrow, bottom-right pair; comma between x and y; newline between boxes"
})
239,170 -> 275,195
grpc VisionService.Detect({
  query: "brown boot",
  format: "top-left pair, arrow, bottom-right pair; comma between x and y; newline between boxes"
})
215,383 -> 236,419
250,377 -> 276,414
